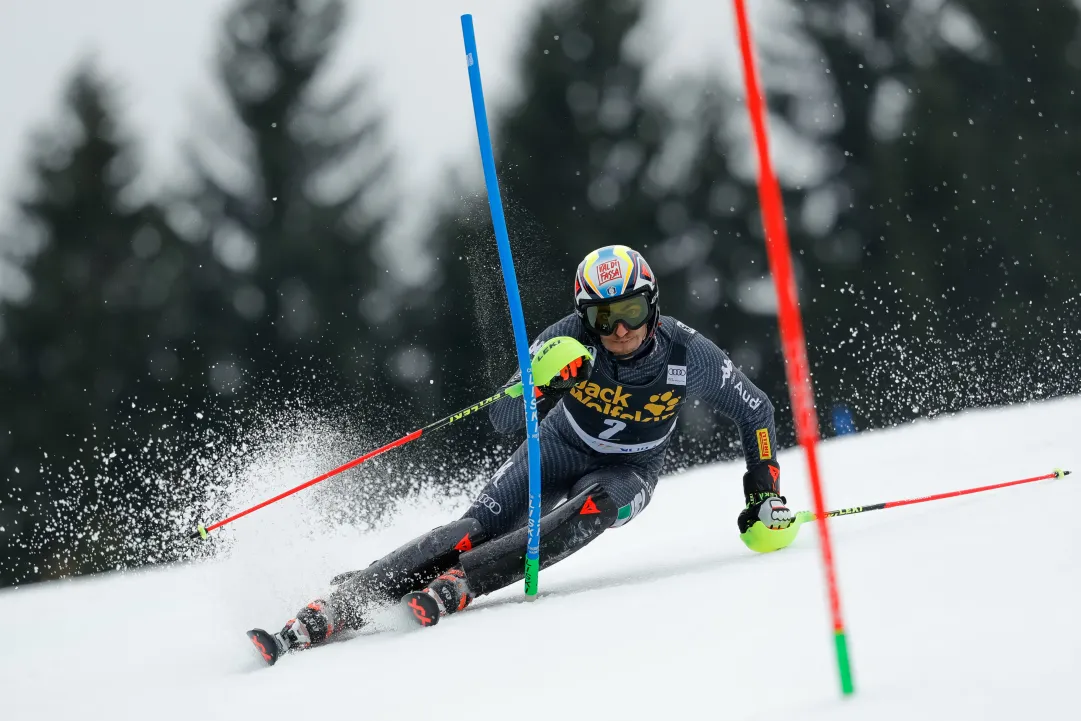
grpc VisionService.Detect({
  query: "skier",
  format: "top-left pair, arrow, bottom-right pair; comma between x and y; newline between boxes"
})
248,245 -> 795,665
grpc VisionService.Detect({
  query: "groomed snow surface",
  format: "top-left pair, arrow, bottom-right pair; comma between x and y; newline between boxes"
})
3,397 -> 1079,720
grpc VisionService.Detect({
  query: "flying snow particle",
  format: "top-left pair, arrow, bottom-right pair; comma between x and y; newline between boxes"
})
195,412 -> 204,420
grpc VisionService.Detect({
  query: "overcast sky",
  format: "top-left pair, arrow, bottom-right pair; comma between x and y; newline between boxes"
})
0,0 -> 772,266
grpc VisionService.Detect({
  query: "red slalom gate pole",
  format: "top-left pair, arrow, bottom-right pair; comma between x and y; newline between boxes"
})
731,0 -> 855,694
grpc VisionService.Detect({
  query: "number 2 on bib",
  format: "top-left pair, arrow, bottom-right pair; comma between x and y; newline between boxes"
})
598,419 -> 627,439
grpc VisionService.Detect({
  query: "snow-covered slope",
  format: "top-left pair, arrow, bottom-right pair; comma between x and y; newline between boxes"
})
2,397 -> 1079,720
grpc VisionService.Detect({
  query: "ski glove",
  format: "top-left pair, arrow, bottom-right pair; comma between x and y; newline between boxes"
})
538,353 -> 592,393
535,354 -> 592,417
739,460 -> 789,533
535,355 -> 591,417
738,493 -> 794,533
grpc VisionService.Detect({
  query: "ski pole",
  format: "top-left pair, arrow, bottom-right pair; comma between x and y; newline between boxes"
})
797,468 -> 1071,523
190,385 -> 519,540
746,469 -> 1071,553
190,336 -> 593,540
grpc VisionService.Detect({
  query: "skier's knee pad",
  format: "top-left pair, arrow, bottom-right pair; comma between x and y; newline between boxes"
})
570,468 -> 654,529
458,484 -> 617,596
546,484 -> 618,560
560,483 -> 618,528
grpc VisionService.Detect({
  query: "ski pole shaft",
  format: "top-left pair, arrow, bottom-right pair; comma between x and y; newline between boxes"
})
797,469 -> 1070,524
191,385 -> 522,539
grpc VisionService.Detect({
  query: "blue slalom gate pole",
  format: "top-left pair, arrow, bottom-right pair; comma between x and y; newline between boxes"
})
460,14 -> 543,597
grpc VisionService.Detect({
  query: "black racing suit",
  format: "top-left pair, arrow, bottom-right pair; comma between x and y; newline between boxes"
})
463,313 -> 778,537
318,314 -> 779,633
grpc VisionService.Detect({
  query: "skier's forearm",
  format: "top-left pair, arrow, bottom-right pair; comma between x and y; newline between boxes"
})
736,396 -> 777,470
737,401 -> 782,502
489,377 -> 526,433
684,333 -> 780,471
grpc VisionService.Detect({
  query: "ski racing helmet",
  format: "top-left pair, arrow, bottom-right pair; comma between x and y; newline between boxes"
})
573,245 -> 659,339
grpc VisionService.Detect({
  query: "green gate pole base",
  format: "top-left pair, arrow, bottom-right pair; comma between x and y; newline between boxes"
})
523,556 -> 540,600
835,629 -> 855,695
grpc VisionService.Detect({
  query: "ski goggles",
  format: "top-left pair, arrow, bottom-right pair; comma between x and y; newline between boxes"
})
581,294 -> 651,336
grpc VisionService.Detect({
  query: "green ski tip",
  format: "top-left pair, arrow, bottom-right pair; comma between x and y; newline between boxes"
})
197,524 -> 208,540
1053,468 -> 1069,478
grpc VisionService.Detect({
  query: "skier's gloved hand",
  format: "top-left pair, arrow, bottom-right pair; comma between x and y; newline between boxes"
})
737,460 -> 792,532
737,461 -> 799,552
503,336 -> 593,417
738,492 -> 794,533
539,354 -> 592,393
533,385 -> 558,417
532,354 -> 591,417
530,336 -> 593,395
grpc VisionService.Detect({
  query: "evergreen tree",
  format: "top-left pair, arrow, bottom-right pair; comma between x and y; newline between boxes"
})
488,0 -> 667,331
189,0 -> 399,422
792,0 -> 1081,426
652,88 -> 794,454
0,67 -> 209,585
875,0 -> 1081,408
778,0 -> 922,429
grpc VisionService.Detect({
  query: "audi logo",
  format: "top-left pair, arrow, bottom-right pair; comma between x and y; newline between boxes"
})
474,494 -> 502,515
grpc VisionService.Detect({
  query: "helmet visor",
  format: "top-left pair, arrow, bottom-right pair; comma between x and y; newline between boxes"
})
583,294 -> 651,336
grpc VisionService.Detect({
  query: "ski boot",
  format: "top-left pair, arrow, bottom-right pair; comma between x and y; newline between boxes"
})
402,566 -> 474,628
247,599 -> 337,666
246,627 -> 288,666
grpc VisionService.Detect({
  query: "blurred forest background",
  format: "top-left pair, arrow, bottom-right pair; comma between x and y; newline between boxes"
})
2,0 -> 1080,587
